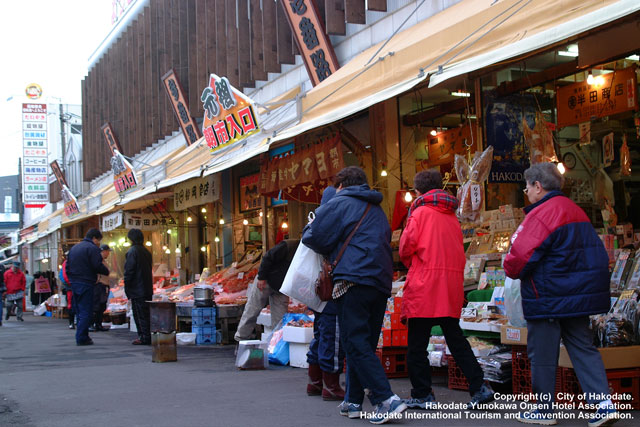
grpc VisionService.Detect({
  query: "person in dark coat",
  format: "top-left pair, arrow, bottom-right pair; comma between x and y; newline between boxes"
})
302,166 -> 406,423
503,163 -> 617,426
66,229 -> 109,346
124,228 -> 153,345
305,186 -> 346,402
234,239 -> 298,342
91,244 -> 112,332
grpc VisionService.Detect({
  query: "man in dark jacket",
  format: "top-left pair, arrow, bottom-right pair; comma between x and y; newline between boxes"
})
233,239 -> 298,342
504,163 -> 617,427
124,228 -> 153,345
66,229 -> 109,345
302,166 -> 406,424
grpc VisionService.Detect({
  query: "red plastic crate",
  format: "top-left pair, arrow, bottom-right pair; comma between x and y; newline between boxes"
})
511,346 -> 562,398
376,347 -> 408,378
447,355 -> 470,390
562,367 -> 640,410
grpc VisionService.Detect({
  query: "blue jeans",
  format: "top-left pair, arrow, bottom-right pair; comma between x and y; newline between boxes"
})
72,283 -> 94,343
336,285 -> 393,406
527,316 -> 610,413
307,309 -> 344,373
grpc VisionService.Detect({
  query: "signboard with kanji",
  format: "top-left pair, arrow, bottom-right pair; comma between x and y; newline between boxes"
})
200,74 -> 260,152
416,124 -> 478,180
556,67 -> 638,129
162,69 -> 201,145
124,212 -> 170,231
101,122 -> 140,195
259,134 -> 344,203
50,160 -> 80,218
239,174 -> 261,212
282,0 -> 340,87
101,211 -> 123,232
173,174 -> 221,211
22,103 -> 49,208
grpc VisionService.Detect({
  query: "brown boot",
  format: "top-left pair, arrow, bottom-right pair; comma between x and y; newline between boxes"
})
307,363 -> 323,396
322,371 -> 345,401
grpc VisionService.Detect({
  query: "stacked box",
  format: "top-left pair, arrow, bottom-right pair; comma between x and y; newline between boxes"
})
379,296 -> 407,348
193,325 -> 218,345
192,306 -> 216,327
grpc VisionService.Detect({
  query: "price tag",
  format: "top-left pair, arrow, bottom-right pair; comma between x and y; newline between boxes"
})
232,262 -> 238,268
471,184 -> 482,211
237,272 -> 244,279
461,307 -> 477,318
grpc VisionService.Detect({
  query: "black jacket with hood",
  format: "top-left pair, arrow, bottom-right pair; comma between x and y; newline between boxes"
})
124,229 -> 153,299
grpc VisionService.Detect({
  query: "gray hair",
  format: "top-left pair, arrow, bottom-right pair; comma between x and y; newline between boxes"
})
524,163 -> 564,191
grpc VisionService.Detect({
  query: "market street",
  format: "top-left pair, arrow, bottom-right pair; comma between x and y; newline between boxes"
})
0,316 -> 636,427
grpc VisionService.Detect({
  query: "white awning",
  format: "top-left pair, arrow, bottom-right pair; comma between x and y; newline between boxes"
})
202,132 -> 271,177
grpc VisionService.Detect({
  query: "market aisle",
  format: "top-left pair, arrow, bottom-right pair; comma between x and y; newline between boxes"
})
0,316 -> 636,427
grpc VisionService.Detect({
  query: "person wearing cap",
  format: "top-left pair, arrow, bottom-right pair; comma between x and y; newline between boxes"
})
91,244 -> 112,332
4,261 -> 26,322
66,228 -> 110,346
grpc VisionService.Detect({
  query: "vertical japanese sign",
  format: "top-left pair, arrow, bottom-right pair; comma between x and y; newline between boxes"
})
50,160 -> 80,218
101,122 -> 140,195
556,67 -> 638,128
200,74 -> 260,152
22,103 -> 49,208
162,69 -> 201,145
282,0 -> 340,86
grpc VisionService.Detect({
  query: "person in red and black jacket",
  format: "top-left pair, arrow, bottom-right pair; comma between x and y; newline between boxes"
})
504,163 -> 618,426
4,261 -> 26,322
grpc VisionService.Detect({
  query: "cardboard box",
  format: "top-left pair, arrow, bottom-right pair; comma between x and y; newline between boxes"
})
392,330 -> 408,347
500,325 -> 528,345
283,326 -> 313,344
559,345 -> 640,370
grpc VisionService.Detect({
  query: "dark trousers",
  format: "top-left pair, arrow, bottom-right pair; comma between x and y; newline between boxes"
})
131,297 -> 151,343
66,290 -> 75,326
407,317 -> 485,397
337,285 -> 393,406
307,311 -> 345,373
528,317 -> 609,413
72,283 -> 94,344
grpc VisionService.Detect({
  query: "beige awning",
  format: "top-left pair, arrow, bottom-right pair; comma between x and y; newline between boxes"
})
272,0 -> 638,142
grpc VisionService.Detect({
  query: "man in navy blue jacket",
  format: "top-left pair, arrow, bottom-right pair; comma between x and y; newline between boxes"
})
504,163 -> 617,427
66,228 -> 109,346
303,166 -> 406,424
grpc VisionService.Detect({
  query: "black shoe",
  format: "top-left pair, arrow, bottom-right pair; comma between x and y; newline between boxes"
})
95,326 -> 109,332
17,317 -> 23,322
88,326 -> 96,332
77,339 -> 94,346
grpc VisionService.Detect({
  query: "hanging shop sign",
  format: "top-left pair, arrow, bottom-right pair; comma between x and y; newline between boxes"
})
124,212 -> 172,231
101,210 -> 124,232
416,124 -> 478,179
101,122 -> 140,195
602,132 -> 615,167
239,173 -> 261,212
173,174 -> 221,211
200,74 -> 260,152
259,134 -> 344,203
25,83 -> 43,99
50,160 -> 80,218
282,0 -> 340,87
22,103 -> 49,208
556,67 -> 638,129
162,69 -> 201,145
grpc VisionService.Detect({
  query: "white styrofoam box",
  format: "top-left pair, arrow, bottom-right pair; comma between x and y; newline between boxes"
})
257,311 -> 271,326
283,326 -> 314,343
176,332 -> 196,345
130,318 -> 138,333
289,342 -> 310,368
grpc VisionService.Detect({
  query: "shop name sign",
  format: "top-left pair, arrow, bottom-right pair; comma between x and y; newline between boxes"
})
22,103 -> 49,208
283,0 -> 340,86
200,74 -> 260,152
162,69 -> 201,145
173,174 -> 221,211
50,160 -> 80,218
101,210 -> 123,232
101,122 -> 140,195
556,67 -> 638,128
124,212 -> 171,231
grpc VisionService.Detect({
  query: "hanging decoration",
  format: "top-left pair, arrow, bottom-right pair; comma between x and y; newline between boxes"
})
455,145 -> 494,223
522,112 -> 557,164
602,132 -> 615,167
620,134 -> 631,176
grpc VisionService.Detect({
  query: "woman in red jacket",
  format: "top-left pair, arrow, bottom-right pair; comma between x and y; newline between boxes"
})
399,170 -> 493,410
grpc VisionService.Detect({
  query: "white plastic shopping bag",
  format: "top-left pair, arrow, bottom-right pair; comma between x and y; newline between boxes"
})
504,277 -> 526,327
280,243 -> 327,312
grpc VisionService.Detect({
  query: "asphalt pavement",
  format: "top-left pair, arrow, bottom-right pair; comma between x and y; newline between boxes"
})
0,315 -> 636,427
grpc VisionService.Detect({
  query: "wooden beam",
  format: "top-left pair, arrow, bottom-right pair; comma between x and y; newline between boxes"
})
325,0 -> 346,35
262,0 -> 279,73
226,0 -> 240,87
367,0 -> 386,12
205,0 -> 217,75
237,0 -> 253,87
276,0 -> 295,65
215,0 -> 228,79
495,59 -> 581,96
187,0 -> 199,115
250,0 -> 267,81
402,97 -> 472,126
345,0 -> 365,24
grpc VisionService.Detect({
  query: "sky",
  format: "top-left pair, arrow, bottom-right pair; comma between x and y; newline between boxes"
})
0,0 -> 114,177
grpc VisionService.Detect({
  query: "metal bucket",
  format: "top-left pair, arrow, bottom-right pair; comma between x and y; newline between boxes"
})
194,286 -> 214,307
